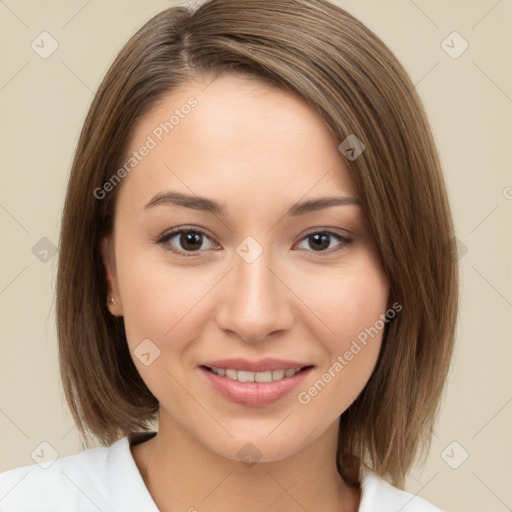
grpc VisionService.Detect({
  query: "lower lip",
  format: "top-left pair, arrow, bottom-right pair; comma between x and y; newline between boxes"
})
199,366 -> 313,407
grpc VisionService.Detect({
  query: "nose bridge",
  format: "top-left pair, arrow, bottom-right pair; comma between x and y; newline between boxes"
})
215,236 -> 294,342
235,243 -> 278,308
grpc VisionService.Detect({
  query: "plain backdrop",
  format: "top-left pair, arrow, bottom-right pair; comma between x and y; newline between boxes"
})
0,1 -> 511,511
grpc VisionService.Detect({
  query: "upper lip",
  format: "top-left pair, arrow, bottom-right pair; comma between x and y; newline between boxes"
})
200,358 -> 313,372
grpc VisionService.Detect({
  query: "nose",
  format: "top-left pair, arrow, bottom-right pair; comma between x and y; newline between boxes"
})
215,246 -> 295,343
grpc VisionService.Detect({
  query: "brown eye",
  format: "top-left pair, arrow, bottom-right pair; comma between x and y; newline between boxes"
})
158,227 -> 217,257
295,230 -> 353,256
157,227 -> 352,258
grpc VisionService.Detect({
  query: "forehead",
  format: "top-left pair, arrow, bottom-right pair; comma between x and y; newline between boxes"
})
117,73 -> 358,212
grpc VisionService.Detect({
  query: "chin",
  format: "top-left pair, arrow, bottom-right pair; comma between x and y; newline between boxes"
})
195,418 -> 325,466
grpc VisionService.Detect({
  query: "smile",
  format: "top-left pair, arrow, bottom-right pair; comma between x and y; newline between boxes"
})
199,363 -> 314,407
205,366 -> 307,382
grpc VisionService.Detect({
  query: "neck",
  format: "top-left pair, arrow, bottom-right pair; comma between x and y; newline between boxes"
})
131,411 -> 360,512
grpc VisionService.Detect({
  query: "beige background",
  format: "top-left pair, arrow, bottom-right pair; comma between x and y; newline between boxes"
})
1,1 -> 511,511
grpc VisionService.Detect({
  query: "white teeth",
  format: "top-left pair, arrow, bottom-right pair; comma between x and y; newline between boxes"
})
225,369 -> 237,380
210,367 -> 302,382
272,369 -> 285,380
237,370 -> 255,382
255,371 -> 272,383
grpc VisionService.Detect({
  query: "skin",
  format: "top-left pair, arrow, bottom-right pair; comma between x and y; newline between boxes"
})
102,73 -> 390,512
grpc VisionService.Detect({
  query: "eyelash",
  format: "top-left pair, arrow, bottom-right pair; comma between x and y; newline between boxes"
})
156,225 -> 353,259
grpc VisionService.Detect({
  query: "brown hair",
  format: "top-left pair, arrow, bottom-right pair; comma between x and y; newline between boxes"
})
56,0 -> 459,489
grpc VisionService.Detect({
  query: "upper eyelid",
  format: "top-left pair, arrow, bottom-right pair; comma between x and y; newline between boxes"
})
158,226 -> 352,252
159,225 -> 351,240
159,226 -> 217,243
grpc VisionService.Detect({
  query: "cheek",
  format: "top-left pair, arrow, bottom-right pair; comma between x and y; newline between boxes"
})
118,269 -> 200,346
307,255 -> 389,346
297,262 -> 389,413
114,235 -> 217,364
115,251 -> 211,412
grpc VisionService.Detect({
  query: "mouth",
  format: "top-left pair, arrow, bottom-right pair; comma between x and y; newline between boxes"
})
198,360 -> 315,407
200,365 -> 313,383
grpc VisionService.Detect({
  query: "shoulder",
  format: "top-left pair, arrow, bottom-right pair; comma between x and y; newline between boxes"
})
0,435 -> 158,512
0,441 -> 116,511
358,468 -> 444,512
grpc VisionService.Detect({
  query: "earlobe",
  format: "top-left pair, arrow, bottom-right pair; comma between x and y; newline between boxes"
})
100,235 -> 123,316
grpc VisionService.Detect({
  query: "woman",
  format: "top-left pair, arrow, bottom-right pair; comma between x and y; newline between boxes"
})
0,0 -> 458,510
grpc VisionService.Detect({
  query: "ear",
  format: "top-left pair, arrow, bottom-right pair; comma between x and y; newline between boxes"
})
100,235 -> 123,316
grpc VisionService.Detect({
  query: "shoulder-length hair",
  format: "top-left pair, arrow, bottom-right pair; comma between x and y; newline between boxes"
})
57,0 -> 459,489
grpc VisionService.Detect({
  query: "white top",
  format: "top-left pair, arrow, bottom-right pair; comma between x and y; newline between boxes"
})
0,432 -> 443,511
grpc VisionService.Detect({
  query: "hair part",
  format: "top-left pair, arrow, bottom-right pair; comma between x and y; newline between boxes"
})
57,0 -> 459,490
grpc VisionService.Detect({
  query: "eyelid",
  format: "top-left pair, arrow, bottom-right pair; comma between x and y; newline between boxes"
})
156,225 -> 353,258
156,225 -> 219,257
295,227 -> 353,258
301,226 -> 353,238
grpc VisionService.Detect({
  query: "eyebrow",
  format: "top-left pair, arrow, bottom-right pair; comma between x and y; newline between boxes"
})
144,191 -> 362,216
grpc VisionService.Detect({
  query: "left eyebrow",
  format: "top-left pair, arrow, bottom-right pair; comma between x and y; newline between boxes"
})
143,191 -> 362,217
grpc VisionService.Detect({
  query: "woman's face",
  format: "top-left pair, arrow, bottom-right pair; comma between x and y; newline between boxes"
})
103,73 -> 390,462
